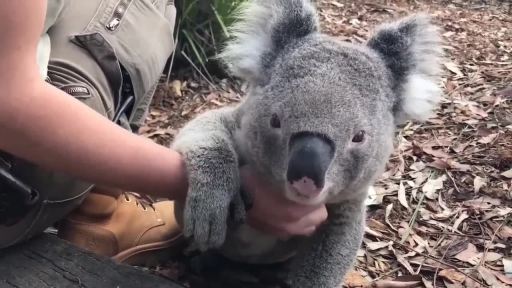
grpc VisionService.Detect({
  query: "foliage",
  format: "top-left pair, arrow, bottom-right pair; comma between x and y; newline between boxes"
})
172,0 -> 246,77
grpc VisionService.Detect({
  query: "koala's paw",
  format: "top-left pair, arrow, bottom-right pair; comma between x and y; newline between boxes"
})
183,185 -> 246,251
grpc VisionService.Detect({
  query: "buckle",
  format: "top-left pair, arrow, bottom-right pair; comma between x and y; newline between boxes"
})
0,163 -> 40,227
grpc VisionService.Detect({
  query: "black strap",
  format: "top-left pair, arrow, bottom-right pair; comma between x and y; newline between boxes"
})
0,163 -> 40,226
113,65 -> 136,125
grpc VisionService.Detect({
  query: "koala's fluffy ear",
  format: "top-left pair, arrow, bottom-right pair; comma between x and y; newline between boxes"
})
217,0 -> 319,85
366,13 -> 444,125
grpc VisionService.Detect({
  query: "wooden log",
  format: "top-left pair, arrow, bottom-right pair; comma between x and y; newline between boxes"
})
0,233 -> 185,288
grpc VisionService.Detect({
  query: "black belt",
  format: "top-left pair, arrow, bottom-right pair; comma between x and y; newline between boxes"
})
0,67 -> 136,226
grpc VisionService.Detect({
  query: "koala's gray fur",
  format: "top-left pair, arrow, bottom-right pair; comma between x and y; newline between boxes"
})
171,0 -> 444,286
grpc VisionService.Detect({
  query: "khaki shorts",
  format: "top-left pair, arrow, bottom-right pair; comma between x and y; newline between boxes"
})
0,0 -> 176,248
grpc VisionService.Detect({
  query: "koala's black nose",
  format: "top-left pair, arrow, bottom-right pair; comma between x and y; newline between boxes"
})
286,132 -> 334,198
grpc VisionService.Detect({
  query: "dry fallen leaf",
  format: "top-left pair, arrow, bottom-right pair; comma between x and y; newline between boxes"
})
484,252 -> 503,262
477,266 -> 507,288
385,203 -> 397,231
409,161 -> 426,171
452,142 -> 469,153
473,176 -> 486,193
490,269 -> 512,285
427,159 -> 451,170
503,258 -> 512,277
479,133 -> 498,144
343,269 -> 369,287
451,211 -> 469,232
454,243 -> 482,265
389,245 -> 415,274
170,80 -> 182,97
330,0 -> 344,8
361,275 -> 424,288
444,62 -> 464,77
467,104 -> 488,118
422,175 -> 447,200
365,186 -> 383,206
398,181 -> 410,211
501,169 -> 512,178
422,147 -> 451,159
439,269 -> 466,284
367,241 -> 390,251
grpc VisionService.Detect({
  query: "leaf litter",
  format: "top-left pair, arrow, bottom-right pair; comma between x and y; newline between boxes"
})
137,0 -> 512,287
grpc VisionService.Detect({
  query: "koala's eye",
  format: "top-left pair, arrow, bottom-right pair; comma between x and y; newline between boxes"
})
270,114 -> 281,128
352,131 -> 365,143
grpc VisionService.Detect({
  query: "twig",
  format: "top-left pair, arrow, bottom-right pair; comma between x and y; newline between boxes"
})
417,123 -> 472,130
370,268 -> 401,282
433,240 -> 454,288
378,235 -> 488,287
425,232 -> 492,241
463,213 -> 510,283
419,121 -> 512,130
362,2 -> 409,13
181,52 -> 216,89
401,192 -> 425,244
166,19 -> 180,84
474,214 -> 485,237
417,217 -> 456,276
445,170 -> 462,194
445,66 -> 481,98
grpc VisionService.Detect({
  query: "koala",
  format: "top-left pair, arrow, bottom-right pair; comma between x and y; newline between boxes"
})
170,0 -> 443,287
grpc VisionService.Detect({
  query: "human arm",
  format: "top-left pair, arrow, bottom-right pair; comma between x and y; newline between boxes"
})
0,0 -> 188,200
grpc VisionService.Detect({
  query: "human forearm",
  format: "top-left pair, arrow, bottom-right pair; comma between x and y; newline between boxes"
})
0,0 -> 186,201
0,81 -> 188,201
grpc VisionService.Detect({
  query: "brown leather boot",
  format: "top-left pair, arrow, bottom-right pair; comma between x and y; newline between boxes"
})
57,186 -> 184,267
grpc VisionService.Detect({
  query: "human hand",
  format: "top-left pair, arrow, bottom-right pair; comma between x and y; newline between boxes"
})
239,165 -> 328,236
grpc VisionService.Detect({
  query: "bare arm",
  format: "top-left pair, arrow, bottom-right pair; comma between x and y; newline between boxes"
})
0,0 -> 187,201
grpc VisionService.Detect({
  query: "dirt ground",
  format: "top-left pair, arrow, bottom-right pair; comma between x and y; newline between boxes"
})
139,1 -> 512,287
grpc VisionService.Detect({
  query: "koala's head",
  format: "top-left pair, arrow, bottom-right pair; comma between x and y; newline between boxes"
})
219,0 -> 444,205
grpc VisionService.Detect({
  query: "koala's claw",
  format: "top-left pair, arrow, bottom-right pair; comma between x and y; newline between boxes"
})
229,191 -> 248,224
184,191 -> 245,251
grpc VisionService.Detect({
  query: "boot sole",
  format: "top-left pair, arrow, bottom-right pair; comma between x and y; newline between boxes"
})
113,234 -> 185,267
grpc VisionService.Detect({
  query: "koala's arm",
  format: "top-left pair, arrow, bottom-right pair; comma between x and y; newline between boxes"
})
288,197 -> 366,288
170,106 -> 246,250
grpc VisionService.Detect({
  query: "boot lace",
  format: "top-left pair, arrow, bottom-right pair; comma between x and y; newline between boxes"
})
123,192 -> 157,212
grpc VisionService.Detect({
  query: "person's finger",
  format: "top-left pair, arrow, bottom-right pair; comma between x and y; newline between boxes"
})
282,206 -> 328,235
232,191 -> 247,224
289,204 -> 327,227
279,202 -> 324,222
303,225 -> 317,236
245,215 -> 285,236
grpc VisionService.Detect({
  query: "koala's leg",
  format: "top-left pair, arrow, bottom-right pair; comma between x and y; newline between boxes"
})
287,198 -> 366,288
171,106 -> 246,251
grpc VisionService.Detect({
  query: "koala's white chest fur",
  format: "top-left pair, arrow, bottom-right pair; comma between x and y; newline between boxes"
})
174,201 -> 308,265
219,224 -> 308,264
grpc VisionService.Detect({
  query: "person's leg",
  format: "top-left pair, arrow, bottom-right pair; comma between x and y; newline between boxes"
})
0,0 -> 183,266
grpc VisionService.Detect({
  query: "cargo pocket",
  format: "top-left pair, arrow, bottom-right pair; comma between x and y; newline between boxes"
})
99,0 -> 176,125
67,0 -> 176,129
